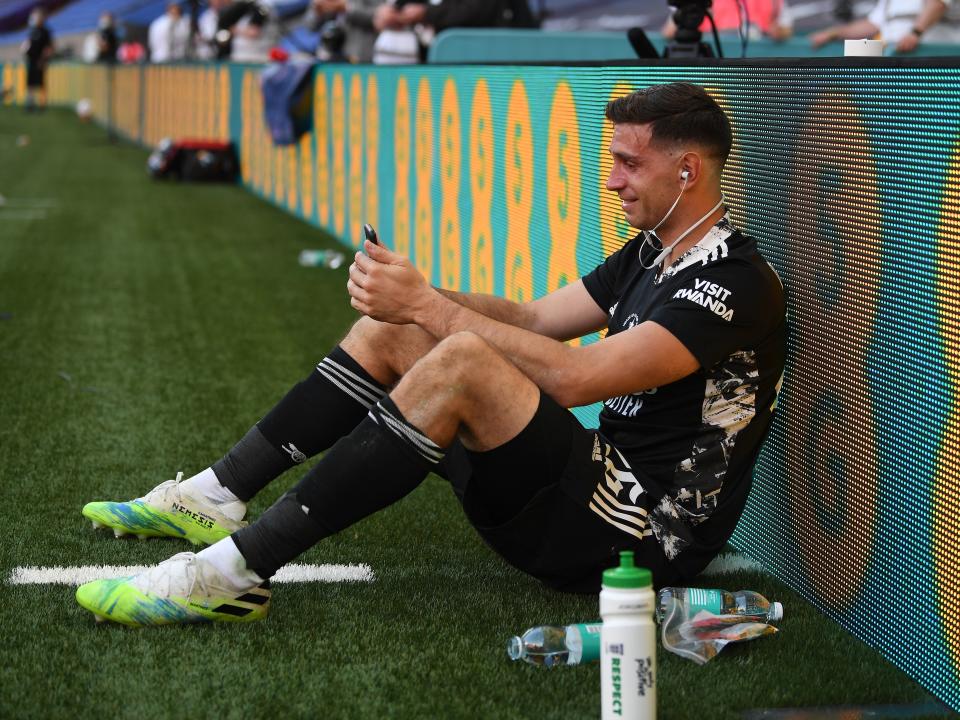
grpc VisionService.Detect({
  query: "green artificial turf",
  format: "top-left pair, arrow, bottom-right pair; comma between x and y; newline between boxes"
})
0,107 -> 949,719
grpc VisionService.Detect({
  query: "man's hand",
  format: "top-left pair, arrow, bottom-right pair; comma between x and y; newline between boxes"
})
768,24 -> 793,41
896,32 -> 921,53
809,28 -> 837,48
347,240 -> 438,325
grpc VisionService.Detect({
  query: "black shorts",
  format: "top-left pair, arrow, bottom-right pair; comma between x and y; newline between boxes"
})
437,393 -> 684,593
26,62 -> 45,89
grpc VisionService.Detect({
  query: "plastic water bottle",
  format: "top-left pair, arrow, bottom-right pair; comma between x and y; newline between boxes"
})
298,249 -> 345,269
507,623 -> 601,667
600,551 -> 656,719
655,587 -> 783,624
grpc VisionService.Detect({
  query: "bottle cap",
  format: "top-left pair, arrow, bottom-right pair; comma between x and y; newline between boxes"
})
769,601 -> 783,621
506,636 -> 523,661
602,551 -> 652,589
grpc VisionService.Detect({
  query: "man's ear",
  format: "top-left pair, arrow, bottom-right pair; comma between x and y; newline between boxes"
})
679,152 -> 704,184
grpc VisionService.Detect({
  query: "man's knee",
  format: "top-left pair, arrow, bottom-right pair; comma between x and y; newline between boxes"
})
436,330 -> 495,356
345,316 -> 396,345
356,316 -> 439,347
341,316 -> 436,381
427,332 -> 500,380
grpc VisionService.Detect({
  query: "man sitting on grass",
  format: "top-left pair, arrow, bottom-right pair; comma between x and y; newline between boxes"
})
76,82 -> 787,626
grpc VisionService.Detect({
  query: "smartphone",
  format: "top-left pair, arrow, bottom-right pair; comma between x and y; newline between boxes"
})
363,223 -> 379,246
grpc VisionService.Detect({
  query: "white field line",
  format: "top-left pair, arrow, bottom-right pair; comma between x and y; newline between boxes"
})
0,197 -> 60,208
10,553 -> 753,586
0,210 -> 49,220
8,563 -> 374,586
701,553 -> 765,575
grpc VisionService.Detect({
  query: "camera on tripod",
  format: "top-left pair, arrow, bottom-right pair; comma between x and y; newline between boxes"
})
627,0 -> 718,60
666,0 -> 715,57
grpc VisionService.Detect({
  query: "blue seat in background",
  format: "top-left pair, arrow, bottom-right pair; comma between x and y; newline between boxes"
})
0,0 -> 77,34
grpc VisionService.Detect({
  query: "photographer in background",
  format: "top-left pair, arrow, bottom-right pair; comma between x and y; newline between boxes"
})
305,0 -> 381,63
198,0 -> 231,59
215,0 -> 282,61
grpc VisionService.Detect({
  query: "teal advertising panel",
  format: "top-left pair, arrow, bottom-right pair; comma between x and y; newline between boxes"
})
26,59 -> 960,711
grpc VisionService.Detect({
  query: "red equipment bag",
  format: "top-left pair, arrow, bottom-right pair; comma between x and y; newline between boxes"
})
147,139 -> 238,182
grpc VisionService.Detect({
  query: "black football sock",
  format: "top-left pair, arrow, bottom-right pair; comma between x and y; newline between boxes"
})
213,346 -> 387,502
232,396 -> 445,578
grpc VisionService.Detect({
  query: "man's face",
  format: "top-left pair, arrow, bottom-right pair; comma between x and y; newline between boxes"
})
605,123 -> 683,230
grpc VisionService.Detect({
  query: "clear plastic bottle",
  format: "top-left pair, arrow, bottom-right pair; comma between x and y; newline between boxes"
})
655,587 -> 783,624
601,551 -> 656,720
298,249 -> 345,269
507,623 -> 601,667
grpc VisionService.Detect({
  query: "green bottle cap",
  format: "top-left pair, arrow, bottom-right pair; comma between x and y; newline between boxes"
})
602,551 -> 652,589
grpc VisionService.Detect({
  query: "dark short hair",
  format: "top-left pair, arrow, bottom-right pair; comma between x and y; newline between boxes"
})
605,83 -> 732,164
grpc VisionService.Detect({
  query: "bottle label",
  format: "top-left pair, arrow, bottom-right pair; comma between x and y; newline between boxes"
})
601,626 -> 657,718
574,623 -> 602,662
686,588 -> 723,615
635,656 -> 655,697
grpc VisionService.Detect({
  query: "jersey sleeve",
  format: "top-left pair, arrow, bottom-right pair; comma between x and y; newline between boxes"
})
648,260 -> 779,370
581,242 -> 630,314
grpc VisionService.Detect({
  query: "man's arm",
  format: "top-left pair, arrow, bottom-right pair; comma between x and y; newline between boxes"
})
418,298 -> 699,407
434,288 -> 534,328
810,19 -> 880,47
348,242 -> 698,407
437,280 -> 608,340
896,0 -> 948,52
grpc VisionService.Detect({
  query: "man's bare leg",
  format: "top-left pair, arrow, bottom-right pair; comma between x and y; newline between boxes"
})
229,330 -> 540,579
340,315 -> 439,386
389,331 -> 540,451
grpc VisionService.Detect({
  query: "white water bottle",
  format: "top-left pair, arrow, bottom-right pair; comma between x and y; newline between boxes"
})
600,551 -> 656,719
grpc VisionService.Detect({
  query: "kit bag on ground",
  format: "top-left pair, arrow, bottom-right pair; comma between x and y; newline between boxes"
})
147,139 -> 239,182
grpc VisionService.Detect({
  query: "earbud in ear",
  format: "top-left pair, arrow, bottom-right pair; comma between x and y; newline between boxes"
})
681,170 -> 690,180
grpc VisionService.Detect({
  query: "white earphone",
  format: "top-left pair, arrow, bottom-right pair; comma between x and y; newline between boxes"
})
638,171 -> 691,269
638,168 -> 723,270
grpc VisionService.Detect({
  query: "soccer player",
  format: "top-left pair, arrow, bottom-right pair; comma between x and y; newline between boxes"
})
76,82 -> 787,626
